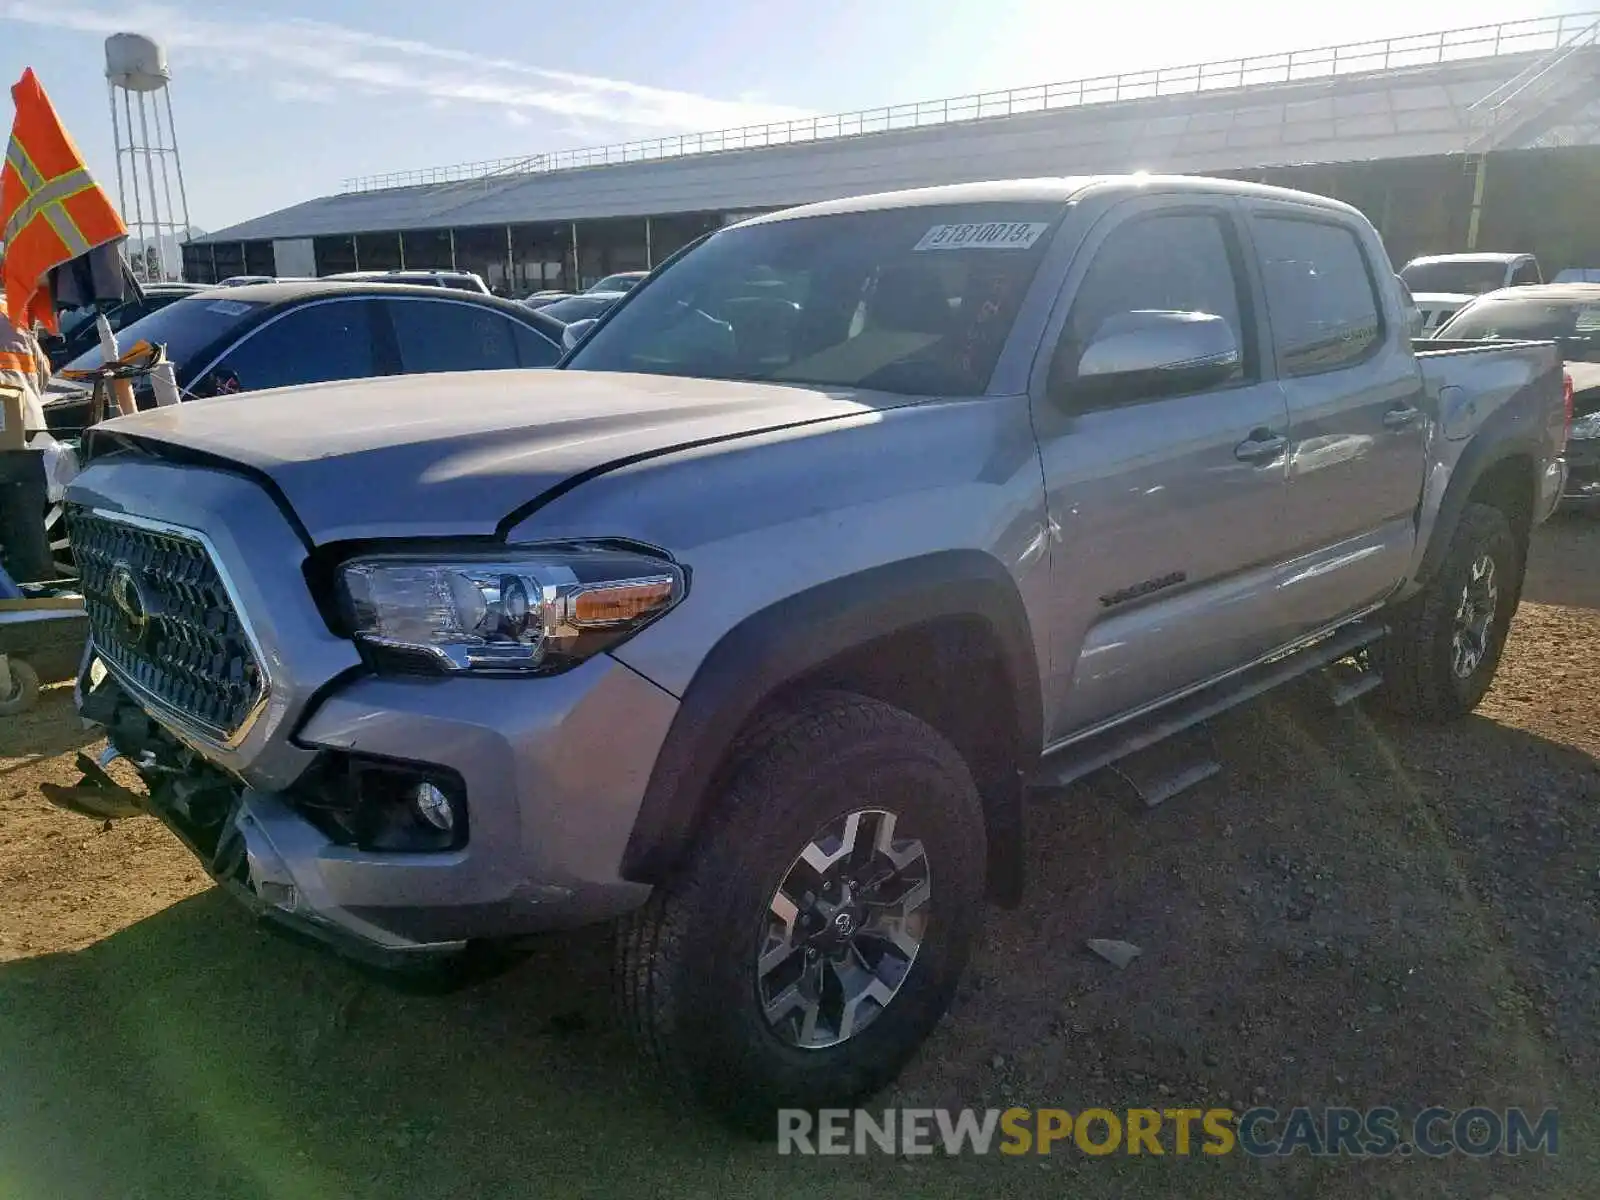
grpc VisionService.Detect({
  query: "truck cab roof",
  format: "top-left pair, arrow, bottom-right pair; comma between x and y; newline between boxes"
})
741,174 -> 1366,225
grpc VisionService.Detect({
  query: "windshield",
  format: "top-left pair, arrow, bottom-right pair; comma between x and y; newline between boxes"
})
60,295 -> 264,375
1400,261 -> 1508,296
1438,296 -> 1600,361
592,273 -> 642,292
567,203 -> 1064,395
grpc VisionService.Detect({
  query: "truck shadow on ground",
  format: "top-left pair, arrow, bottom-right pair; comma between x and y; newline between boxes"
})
1521,511 -> 1600,610
0,686 -> 1593,1200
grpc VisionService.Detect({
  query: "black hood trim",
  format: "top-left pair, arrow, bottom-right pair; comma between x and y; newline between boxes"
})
492,407 -> 904,539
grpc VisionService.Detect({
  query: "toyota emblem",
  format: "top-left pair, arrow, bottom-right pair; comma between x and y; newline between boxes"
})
108,562 -> 150,638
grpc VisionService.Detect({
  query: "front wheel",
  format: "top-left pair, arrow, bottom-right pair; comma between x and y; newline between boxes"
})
615,691 -> 987,1125
1377,502 -> 1520,720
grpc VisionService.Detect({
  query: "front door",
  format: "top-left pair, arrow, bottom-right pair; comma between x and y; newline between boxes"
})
1030,197 -> 1296,741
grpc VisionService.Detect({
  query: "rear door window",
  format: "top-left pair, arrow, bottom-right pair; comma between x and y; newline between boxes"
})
1253,218 -> 1383,376
203,300 -> 378,393
387,299 -> 525,373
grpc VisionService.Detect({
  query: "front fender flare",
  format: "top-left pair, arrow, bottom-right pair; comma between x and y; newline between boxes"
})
618,550 -> 1042,899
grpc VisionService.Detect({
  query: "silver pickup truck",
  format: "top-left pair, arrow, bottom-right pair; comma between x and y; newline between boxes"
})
55,175 -> 1567,1122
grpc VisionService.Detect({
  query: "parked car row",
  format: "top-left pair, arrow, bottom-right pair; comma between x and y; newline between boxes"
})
214,270 -> 493,294
521,271 -> 649,316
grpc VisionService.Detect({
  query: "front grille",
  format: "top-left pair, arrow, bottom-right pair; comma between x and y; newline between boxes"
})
70,507 -> 266,742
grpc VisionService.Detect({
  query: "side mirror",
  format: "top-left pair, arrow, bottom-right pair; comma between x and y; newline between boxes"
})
562,318 -> 597,351
1057,310 -> 1240,406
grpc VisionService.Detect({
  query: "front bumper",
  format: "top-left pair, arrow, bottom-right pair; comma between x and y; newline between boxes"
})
1562,439 -> 1600,506
80,650 -> 676,959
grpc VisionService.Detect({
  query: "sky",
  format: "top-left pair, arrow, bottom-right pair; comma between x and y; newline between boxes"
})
1,0 -> 1593,234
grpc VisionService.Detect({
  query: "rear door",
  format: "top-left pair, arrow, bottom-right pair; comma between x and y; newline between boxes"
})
1244,203 -> 1425,625
1031,196 -> 1297,738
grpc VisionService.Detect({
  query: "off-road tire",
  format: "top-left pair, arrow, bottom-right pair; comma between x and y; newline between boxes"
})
615,690 -> 986,1127
1376,502 -> 1519,720
0,658 -> 39,716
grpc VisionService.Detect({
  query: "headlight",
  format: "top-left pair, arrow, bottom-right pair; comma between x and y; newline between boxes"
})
1570,411 -> 1600,440
339,544 -> 686,674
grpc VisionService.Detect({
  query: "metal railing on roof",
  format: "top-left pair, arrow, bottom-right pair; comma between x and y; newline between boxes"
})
340,11 -> 1600,195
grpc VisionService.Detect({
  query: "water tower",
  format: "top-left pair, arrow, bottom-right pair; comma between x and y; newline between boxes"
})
105,33 -> 192,282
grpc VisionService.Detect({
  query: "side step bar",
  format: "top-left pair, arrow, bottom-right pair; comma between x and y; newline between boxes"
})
1032,618 -> 1386,794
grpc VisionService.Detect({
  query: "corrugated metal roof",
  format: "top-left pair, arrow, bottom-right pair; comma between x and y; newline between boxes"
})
193,50 -> 1580,245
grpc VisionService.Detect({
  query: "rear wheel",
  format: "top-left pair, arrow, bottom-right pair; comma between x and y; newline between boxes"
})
1377,502 -> 1519,720
615,691 -> 986,1125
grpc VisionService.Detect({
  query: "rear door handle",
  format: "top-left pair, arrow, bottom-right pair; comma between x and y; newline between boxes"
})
1234,430 -> 1287,464
1383,404 -> 1423,430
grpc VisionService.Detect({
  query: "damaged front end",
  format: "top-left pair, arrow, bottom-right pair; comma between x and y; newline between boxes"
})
46,666 -> 469,974
45,667 -> 244,861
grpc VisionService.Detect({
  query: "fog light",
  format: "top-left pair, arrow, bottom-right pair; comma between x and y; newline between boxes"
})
414,781 -> 455,832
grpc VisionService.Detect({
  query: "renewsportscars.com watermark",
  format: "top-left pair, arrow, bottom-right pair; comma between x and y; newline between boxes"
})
778,1106 -> 1559,1158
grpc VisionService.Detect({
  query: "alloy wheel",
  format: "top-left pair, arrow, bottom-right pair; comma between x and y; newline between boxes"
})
756,808 -> 931,1050
1451,551 -> 1499,679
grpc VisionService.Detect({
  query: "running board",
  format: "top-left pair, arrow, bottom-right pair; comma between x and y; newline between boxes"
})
1106,726 -> 1223,808
1031,619 -> 1387,794
1323,659 -> 1384,707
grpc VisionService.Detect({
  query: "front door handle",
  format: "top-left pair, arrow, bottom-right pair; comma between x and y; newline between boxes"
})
1383,404 -> 1423,430
1234,430 -> 1287,464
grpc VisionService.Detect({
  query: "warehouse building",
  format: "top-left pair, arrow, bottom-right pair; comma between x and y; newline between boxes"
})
184,14 -> 1600,293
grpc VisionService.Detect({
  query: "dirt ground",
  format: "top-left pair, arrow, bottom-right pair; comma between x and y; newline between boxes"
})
2,520 -> 1598,1199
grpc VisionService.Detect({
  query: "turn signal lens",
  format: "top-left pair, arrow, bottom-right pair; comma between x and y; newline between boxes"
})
570,578 -> 677,627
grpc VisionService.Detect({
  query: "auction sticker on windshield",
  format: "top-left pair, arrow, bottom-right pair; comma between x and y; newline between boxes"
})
914,222 -> 1050,251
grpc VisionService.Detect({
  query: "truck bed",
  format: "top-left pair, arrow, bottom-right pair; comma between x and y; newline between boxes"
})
1413,337 -> 1562,444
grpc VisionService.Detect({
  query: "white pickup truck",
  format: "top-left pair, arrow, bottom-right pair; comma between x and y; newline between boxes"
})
1400,252 -> 1543,334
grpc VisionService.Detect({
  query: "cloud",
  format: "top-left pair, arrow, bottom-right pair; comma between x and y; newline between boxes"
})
269,78 -> 338,104
0,1 -> 814,132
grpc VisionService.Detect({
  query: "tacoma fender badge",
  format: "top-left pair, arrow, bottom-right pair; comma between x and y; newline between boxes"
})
1099,571 -> 1187,608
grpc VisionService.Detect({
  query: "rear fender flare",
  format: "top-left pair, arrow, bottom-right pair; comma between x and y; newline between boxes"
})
1415,428 -> 1542,588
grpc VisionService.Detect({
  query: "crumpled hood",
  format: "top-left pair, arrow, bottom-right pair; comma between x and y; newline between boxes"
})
90,369 -> 886,543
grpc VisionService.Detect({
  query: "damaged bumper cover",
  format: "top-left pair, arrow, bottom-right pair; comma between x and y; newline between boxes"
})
55,642 -> 674,971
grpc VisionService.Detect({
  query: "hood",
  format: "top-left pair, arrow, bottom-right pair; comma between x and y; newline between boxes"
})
89,369 -> 890,543
1411,292 -> 1476,308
